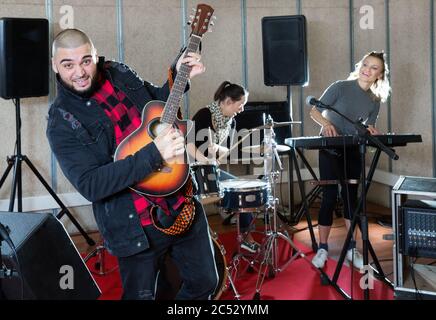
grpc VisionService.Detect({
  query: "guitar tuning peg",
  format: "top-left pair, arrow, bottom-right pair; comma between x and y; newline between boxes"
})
189,15 -> 194,19
210,21 -> 215,26
192,7 -> 196,11
212,15 -> 217,20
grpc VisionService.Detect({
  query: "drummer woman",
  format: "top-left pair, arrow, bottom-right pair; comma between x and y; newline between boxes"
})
188,81 -> 259,253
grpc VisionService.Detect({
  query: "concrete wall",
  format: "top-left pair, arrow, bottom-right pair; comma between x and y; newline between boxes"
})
0,0 -> 434,233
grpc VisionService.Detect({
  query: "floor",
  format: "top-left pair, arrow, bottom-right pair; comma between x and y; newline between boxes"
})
72,200 -> 395,283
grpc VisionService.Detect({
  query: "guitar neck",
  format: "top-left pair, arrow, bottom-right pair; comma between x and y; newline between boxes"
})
161,35 -> 202,125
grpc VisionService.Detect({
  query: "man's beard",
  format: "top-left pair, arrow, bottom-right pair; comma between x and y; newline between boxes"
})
60,72 -> 100,98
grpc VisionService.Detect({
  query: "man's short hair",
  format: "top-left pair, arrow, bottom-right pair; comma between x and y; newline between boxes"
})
52,28 -> 96,57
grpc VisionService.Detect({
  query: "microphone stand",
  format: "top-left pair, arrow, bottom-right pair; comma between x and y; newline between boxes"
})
316,103 -> 397,300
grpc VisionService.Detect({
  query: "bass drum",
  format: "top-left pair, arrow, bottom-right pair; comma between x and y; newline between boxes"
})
155,235 -> 227,300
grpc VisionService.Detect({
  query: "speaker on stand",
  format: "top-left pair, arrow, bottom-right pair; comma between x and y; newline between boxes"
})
261,15 -> 309,221
262,15 -> 308,87
0,17 -> 95,246
0,18 -> 49,98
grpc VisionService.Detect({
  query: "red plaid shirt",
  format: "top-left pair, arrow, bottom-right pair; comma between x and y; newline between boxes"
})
92,72 -> 185,226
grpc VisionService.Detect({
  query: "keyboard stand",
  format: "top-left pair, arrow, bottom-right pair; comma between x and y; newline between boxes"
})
291,144 -> 393,299
289,147 -> 319,252
290,146 -> 384,244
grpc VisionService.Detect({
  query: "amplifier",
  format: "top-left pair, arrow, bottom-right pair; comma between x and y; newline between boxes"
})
399,200 -> 436,259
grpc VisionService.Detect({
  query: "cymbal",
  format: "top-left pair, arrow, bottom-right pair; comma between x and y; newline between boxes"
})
242,144 -> 291,153
250,121 -> 302,131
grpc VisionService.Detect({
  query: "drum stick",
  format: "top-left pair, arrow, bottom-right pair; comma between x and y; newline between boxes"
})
217,129 -> 254,162
207,127 -> 215,163
208,127 -> 214,146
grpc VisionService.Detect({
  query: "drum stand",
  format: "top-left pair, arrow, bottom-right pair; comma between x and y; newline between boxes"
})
252,116 -> 311,300
227,208 -> 262,293
225,266 -> 241,299
252,180 -> 308,299
83,245 -> 119,276
220,235 -> 242,300
207,228 -> 241,300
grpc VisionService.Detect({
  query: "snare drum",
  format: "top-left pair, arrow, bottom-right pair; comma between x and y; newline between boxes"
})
190,163 -> 220,204
220,179 -> 269,212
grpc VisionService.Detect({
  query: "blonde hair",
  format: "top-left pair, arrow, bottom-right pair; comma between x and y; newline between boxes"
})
52,28 -> 96,57
348,51 -> 391,103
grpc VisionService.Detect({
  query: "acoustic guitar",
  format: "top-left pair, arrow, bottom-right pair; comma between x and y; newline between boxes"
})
114,4 -> 215,197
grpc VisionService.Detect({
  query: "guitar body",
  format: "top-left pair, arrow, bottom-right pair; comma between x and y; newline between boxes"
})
114,100 -> 192,197
114,3 -> 214,198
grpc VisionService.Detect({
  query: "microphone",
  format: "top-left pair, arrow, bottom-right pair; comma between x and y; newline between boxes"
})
306,96 -> 331,109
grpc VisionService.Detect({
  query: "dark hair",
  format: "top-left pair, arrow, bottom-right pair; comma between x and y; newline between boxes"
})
213,81 -> 248,103
52,28 -> 96,57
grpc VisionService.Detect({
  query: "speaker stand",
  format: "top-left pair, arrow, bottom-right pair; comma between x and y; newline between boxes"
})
0,98 -> 95,246
0,235 -> 4,298
0,228 -> 5,297
285,85 -> 294,222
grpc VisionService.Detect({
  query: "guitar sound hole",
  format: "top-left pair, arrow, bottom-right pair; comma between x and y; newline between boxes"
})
148,119 -> 173,139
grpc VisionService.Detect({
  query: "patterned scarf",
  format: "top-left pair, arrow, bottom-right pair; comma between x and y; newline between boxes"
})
208,101 -> 233,145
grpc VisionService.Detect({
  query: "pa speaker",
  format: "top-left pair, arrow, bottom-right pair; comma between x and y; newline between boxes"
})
0,18 -> 49,99
0,212 -> 100,300
262,15 -> 308,86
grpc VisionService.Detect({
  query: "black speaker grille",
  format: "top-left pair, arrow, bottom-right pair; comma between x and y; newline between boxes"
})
0,18 -> 49,99
0,212 -> 100,300
262,15 -> 308,86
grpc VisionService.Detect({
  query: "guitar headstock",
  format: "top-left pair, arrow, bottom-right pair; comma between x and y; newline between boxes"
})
189,4 -> 215,36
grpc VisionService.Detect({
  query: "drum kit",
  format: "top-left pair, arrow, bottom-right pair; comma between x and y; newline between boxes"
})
189,115 -> 310,299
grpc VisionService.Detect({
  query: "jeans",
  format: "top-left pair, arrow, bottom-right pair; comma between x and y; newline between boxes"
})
318,147 -> 361,226
117,200 -> 218,300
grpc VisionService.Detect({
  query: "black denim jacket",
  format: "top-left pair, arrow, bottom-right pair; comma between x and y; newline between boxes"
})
46,57 -> 179,257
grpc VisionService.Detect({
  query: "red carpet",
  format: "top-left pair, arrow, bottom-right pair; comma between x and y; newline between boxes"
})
217,231 -> 394,300
83,231 -> 393,300
84,252 -> 123,300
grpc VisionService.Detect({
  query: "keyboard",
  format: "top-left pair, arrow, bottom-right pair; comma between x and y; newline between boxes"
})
285,134 -> 422,150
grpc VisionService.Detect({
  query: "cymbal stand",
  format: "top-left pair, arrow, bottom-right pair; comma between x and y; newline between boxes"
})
252,115 -> 310,300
